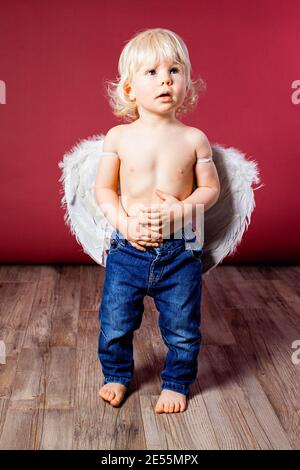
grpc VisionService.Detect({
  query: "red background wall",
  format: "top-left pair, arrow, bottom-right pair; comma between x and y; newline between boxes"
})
0,0 -> 299,264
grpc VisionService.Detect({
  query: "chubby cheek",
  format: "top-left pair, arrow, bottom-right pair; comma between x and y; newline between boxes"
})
136,85 -> 153,103
177,77 -> 188,97
145,89 -> 155,102
179,87 -> 187,101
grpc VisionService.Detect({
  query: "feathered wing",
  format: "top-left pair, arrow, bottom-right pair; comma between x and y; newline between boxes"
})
58,135 -> 118,267
58,135 -> 263,272
199,144 -> 263,274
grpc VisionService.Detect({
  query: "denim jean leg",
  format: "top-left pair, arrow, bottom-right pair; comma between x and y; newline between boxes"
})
152,246 -> 203,397
98,249 -> 147,388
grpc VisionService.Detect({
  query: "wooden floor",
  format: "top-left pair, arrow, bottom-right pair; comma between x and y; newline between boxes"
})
0,264 -> 299,450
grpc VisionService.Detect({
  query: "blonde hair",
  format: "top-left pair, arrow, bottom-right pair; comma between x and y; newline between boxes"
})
104,28 -> 206,122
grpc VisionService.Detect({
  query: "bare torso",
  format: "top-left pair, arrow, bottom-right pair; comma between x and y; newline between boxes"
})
116,121 -> 197,217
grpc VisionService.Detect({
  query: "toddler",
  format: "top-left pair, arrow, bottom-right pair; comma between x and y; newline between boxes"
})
95,28 -> 220,413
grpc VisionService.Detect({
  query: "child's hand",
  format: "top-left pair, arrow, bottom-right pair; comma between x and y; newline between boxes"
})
125,210 -> 163,252
144,190 -> 185,236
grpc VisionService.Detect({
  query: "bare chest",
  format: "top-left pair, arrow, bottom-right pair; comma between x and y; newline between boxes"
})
117,133 -> 195,178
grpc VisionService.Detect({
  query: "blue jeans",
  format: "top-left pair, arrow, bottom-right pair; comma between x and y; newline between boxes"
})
98,228 -> 203,397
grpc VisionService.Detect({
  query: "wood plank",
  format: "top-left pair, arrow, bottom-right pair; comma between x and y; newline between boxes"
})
9,348 -> 45,410
40,409 -> 74,450
0,265 -> 40,283
0,357 -> 17,399
140,392 -> 219,450
0,282 -> 37,351
202,344 -> 291,449
80,265 -> 103,311
223,307 -> 299,448
204,265 -> 245,283
207,276 -> 300,325
45,347 -> 76,409
23,266 -> 59,349
139,395 -> 169,449
0,282 -> 37,400
201,286 -> 236,346
234,265 -> 281,281
273,266 -> 300,293
50,266 -> 80,347
196,345 -> 248,449
73,309 -> 105,449
0,408 -> 39,449
0,399 -> 9,441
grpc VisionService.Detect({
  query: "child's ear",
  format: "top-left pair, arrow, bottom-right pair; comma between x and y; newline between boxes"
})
124,83 -> 132,96
124,86 -> 135,101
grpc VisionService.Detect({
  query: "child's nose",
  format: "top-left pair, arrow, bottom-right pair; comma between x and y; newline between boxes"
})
160,75 -> 173,85
158,69 -> 173,85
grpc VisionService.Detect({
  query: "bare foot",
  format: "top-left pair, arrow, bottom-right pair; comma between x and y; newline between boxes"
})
154,389 -> 187,413
99,382 -> 127,407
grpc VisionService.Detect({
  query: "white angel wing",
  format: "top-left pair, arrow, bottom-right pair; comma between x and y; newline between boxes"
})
58,135 -> 263,273
198,144 -> 263,274
58,134 -> 118,267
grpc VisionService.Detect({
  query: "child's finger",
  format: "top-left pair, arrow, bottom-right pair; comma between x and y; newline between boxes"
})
133,240 -> 162,249
146,223 -> 163,232
142,206 -> 165,212
144,242 -> 161,246
145,213 -> 166,222
145,214 -> 169,225
140,205 -> 162,211
143,213 -> 162,220
131,242 -> 146,251
137,240 -> 161,247
139,218 -> 163,229
139,233 -> 161,241
149,228 -> 162,235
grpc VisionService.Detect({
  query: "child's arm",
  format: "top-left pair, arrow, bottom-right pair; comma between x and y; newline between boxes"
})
157,130 -> 220,233
95,126 -> 129,234
183,130 -> 220,215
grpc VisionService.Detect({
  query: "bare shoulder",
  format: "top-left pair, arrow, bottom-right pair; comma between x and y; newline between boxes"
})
102,124 -> 127,153
185,126 -> 213,158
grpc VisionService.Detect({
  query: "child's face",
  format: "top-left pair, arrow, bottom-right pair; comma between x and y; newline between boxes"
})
126,59 -> 187,117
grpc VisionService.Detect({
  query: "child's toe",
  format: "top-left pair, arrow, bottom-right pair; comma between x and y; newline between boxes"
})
99,386 -> 115,402
168,402 -> 175,413
110,393 -> 123,406
180,401 -> 186,412
107,391 -> 115,400
164,402 -> 170,413
174,402 -> 181,413
154,401 -> 164,413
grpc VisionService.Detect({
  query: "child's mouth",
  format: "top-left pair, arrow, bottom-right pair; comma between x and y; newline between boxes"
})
157,94 -> 172,101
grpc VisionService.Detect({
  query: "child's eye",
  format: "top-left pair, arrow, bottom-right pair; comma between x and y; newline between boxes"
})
146,66 -> 180,76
